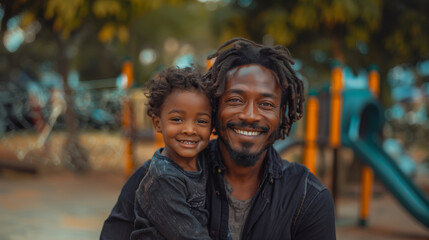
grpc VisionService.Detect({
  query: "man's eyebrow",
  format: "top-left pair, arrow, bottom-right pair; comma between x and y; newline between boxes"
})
225,89 -> 244,94
227,89 -> 278,98
261,93 -> 278,99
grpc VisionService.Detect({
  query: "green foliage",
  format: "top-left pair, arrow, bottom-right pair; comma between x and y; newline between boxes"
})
1,0 -> 195,43
211,0 -> 428,76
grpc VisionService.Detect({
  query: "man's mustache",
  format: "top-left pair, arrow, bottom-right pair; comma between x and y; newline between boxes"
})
226,122 -> 269,133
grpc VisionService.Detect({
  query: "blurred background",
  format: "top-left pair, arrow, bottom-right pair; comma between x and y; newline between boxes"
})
0,0 -> 428,239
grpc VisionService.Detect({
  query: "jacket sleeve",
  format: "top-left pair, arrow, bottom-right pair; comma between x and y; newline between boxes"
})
132,175 -> 211,240
99,161 -> 151,240
293,188 -> 336,240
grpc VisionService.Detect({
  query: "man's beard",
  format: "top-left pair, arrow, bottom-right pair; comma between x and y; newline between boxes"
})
216,121 -> 281,167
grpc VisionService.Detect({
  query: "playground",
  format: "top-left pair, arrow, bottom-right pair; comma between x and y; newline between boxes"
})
2,1 -> 429,239
1,62 -> 429,239
0,135 -> 428,240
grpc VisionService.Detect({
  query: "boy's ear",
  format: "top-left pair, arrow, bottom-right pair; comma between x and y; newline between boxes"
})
152,115 -> 162,133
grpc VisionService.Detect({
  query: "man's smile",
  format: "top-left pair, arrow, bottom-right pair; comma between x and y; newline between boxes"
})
232,128 -> 263,136
226,122 -> 269,137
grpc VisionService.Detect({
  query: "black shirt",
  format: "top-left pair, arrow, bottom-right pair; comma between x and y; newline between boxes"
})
100,140 -> 336,240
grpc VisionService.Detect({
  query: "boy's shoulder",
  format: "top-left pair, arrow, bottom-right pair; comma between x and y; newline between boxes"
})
148,154 -> 183,179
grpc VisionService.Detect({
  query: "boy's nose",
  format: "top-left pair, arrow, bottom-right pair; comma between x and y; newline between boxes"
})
182,122 -> 196,135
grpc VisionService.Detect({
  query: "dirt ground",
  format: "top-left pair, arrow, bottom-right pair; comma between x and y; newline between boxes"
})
0,131 -> 428,239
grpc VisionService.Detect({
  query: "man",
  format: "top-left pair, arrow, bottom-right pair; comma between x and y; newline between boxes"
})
100,38 -> 336,240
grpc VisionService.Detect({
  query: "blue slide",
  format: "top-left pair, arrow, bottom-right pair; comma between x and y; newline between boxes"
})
341,89 -> 429,228
348,136 -> 429,228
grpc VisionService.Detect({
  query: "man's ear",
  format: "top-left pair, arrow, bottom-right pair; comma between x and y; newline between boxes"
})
152,115 -> 162,133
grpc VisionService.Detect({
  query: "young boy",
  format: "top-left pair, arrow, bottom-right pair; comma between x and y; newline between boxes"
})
130,67 -> 213,240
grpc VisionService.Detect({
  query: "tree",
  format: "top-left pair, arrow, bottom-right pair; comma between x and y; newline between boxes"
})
0,0 -> 196,171
210,0 -> 429,97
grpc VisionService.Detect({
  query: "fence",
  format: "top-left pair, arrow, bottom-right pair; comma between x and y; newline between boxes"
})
0,79 -> 155,173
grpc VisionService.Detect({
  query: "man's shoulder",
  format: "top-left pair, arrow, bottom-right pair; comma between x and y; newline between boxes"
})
128,160 -> 151,184
277,159 -> 306,177
278,159 -> 327,193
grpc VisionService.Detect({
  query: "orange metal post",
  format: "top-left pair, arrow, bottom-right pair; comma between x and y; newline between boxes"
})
360,166 -> 374,226
329,66 -> 343,204
122,61 -> 135,177
368,70 -> 380,98
122,61 -> 134,88
206,58 -> 215,72
154,132 -> 164,149
303,97 -> 319,175
359,69 -> 380,226
329,67 -> 343,148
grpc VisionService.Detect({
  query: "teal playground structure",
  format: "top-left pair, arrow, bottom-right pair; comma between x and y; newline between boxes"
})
275,66 -> 429,228
341,88 -> 429,228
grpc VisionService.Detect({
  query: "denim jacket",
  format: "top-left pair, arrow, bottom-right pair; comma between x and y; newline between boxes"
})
206,141 -> 336,240
130,149 -> 211,240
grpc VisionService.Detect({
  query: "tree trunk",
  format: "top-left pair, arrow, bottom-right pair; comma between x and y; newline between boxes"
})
57,38 -> 90,172
330,35 -> 346,64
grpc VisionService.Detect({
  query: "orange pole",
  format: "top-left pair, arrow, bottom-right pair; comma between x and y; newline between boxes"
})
359,68 -> 380,226
205,58 -> 216,72
303,97 -> 319,175
360,166 -> 374,226
329,66 -> 343,205
368,70 -> 380,98
154,132 -> 164,149
122,61 -> 135,177
122,61 -> 134,88
329,67 -> 343,148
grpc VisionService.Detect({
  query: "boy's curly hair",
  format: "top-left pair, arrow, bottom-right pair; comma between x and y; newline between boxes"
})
145,66 -> 210,117
203,37 -> 305,139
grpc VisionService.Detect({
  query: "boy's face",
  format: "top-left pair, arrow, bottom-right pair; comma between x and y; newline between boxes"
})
152,89 -> 212,165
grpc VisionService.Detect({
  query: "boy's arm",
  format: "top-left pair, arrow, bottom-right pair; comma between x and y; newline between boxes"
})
293,189 -> 336,240
100,160 -> 151,240
133,175 -> 211,240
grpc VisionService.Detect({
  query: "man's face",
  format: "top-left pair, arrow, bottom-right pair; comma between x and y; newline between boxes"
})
216,64 -> 283,166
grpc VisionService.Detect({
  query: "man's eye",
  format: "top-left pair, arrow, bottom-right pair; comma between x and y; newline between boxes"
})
260,102 -> 275,108
226,98 -> 242,104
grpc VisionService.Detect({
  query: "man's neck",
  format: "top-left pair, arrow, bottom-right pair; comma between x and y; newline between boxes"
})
219,142 -> 266,201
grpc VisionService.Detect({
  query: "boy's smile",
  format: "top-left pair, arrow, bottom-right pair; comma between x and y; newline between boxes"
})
152,89 -> 212,171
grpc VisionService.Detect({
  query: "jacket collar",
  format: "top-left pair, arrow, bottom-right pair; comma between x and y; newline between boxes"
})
208,139 -> 285,179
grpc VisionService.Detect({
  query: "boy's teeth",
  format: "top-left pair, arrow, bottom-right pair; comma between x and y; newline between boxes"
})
180,140 -> 196,144
233,129 -> 261,136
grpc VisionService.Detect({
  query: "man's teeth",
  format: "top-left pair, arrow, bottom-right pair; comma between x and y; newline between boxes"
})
180,140 -> 197,144
234,129 -> 261,136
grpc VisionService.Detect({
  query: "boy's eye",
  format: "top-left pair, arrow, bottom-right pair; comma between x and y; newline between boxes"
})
170,118 -> 183,122
197,119 -> 209,124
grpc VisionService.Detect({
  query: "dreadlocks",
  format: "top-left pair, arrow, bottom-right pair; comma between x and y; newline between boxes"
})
203,37 -> 305,139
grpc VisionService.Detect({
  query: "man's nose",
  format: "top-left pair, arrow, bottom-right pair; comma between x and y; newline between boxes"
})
238,102 -> 262,122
